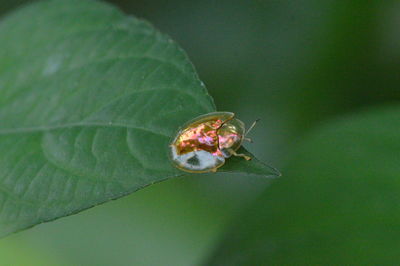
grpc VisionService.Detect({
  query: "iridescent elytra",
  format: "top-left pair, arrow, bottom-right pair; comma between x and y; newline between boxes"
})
169,112 -> 257,173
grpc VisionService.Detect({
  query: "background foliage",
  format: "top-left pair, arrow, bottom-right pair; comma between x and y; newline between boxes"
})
1,0 -> 400,265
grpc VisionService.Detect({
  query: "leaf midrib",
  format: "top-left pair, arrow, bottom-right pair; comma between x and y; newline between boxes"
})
0,122 -> 170,137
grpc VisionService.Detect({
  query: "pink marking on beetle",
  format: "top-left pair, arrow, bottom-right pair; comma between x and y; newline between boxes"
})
218,133 -> 240,149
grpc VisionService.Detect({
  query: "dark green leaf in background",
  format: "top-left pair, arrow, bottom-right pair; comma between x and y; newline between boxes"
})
208,106 -> 400,265
0,0 -> 279,237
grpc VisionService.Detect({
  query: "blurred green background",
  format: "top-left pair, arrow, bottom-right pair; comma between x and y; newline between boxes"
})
1,0 -> 400,265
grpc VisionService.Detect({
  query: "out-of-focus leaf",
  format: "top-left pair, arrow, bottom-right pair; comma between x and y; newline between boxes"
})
207,106 -> 400,265
0,0 -> 279,237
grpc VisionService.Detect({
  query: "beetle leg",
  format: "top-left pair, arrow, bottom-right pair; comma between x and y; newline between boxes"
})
230,149 -> 252,161
244,137 -> 253,143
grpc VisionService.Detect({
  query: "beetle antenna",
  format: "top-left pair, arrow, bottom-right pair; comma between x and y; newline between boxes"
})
245,118 -> 260,136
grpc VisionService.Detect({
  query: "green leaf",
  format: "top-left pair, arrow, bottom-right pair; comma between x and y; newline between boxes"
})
207,106 -> 400,265
0,0 -> 279,237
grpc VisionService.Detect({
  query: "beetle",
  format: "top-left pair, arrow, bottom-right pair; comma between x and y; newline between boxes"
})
169,112 -> 257,173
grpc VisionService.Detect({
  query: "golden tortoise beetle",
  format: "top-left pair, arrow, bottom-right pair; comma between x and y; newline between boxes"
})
169,112 -> 258,173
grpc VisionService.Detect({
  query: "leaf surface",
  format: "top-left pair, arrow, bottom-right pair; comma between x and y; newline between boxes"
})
0,0 -> 279,237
